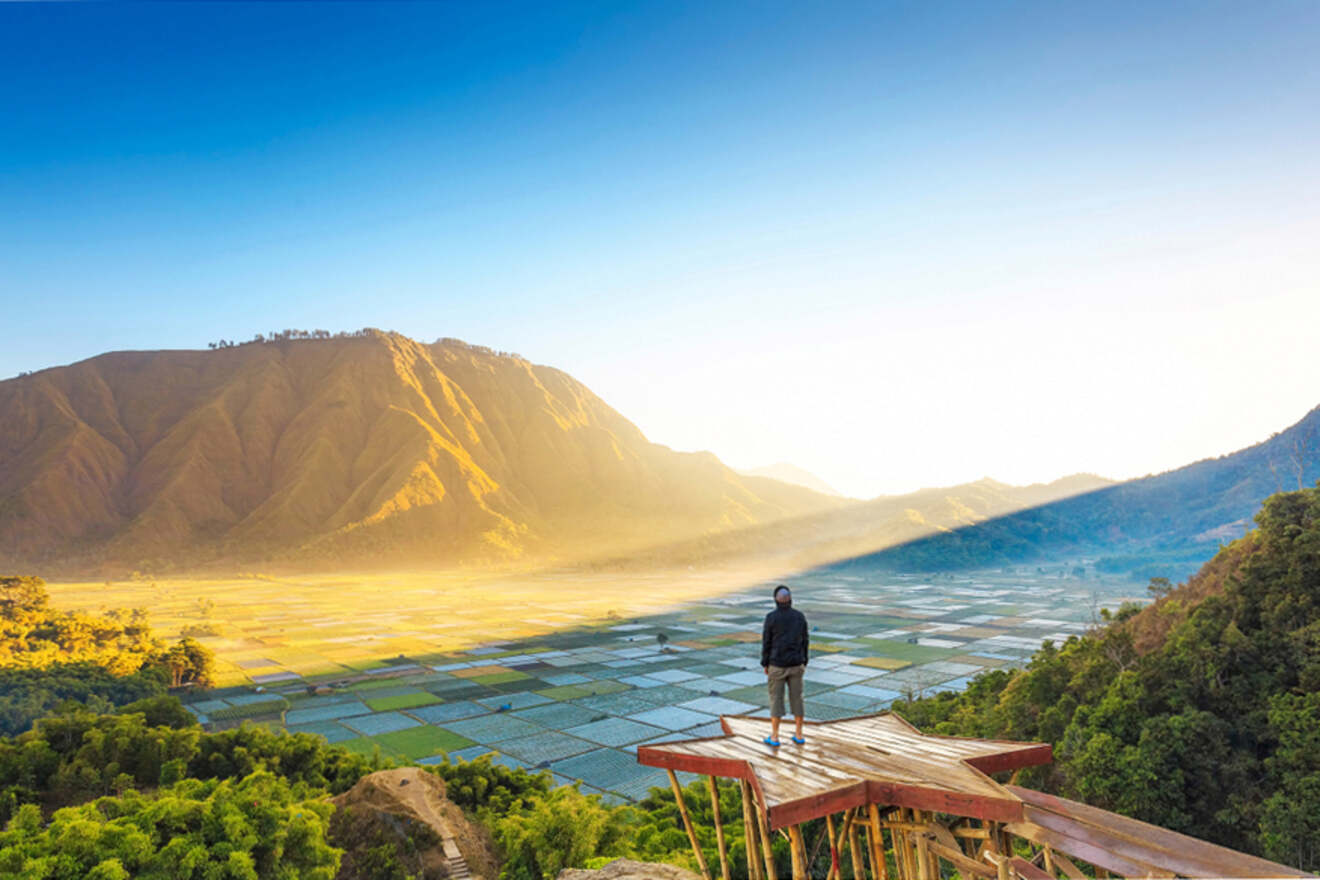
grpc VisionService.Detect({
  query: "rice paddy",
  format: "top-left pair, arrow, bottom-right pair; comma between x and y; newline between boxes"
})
45,565 -> 1144,803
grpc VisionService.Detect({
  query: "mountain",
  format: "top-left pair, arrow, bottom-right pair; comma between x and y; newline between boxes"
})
737,462 -> 844,497
833,405 -> 1320,580
580,473 -> 1114,572
0,331 -> 843,573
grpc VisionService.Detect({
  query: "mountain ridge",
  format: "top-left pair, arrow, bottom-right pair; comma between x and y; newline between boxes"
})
0,331 -> 842,573
831,404 -> 1320,579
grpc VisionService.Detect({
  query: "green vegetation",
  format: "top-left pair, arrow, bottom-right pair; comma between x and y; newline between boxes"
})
428,755 -> 789,880
0,772 -> 340,880
0,700 -> 383,878
0,576 -> 213,737
362,691 -> 441,712
896,485 -> 1320,871
204,698 -> 290,722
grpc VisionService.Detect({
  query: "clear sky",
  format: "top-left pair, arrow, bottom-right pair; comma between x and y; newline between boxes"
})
3,2 -> 1318,498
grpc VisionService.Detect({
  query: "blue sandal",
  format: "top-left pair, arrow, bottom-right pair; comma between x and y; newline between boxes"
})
763,736 -> 781,747
791,735 -> 806,745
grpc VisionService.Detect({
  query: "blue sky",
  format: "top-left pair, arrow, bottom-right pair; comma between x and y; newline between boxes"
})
3,1 -> 1318,496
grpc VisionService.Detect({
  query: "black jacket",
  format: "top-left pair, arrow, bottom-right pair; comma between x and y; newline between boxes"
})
761,603 -> 809,668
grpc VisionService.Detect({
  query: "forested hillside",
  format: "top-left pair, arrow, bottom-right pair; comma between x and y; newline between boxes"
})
896,484 -> 1320,870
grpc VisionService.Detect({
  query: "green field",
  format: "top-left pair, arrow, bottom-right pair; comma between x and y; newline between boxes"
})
365,691 -> 443,712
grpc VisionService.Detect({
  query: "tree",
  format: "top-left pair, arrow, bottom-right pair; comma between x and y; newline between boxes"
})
162,638 -> 214,689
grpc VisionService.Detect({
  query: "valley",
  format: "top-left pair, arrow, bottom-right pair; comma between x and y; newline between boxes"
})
45,565 -> 1146,802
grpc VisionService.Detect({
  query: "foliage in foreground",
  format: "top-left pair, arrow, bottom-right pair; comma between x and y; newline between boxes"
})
0,576 -> 214,736
428,755 -> 796,880
896,485 -> 1320,870
0,772 -> 339,880
0,700 -> 385,879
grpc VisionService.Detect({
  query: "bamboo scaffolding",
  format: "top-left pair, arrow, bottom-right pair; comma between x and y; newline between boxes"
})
668,770 -> 712,880
708,776 -> 731,880
789,824 -> 808,880
739,780 -> 765,880
868,804 -> 889,880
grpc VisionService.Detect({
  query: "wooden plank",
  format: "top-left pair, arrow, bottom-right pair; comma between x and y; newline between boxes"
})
767,780 -> 867,830
1004,819 -> 1171,879
669,769 -> 712,880
1009,856 -> 1054,880
925,839 -> 997,879
1007,785 -> 1311,878
867,780 -> 1023,823
708,776 -> 731,880
1051,850 -> 1088,880
964,744 -> 1053,775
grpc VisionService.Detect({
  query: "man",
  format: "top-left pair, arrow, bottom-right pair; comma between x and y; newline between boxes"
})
761,584 -> 808,747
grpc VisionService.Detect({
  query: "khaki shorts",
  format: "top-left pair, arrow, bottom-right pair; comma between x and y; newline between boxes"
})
767,664 -> 805,718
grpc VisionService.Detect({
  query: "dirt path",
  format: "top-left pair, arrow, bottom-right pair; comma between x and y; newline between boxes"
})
349,767 -> 474,879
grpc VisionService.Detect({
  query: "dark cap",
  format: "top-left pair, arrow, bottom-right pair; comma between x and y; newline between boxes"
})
773,585 -> 791,602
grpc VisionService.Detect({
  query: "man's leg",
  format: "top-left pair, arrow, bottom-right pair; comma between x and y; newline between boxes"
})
767,666 -> 786,744
789,665 -> 806,741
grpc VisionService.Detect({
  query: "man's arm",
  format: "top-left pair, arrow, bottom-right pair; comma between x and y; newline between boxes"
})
801,612 -> 809,666
761,614 -> 772,671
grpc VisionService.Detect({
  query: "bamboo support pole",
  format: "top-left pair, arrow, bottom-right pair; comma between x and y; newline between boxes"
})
868,804 -> 888,880
739,781 -> 765,880
826,814 -> 839,880
888,818 -> 907,880
789,825 -> 808,880
753,787 -> 779,880
707,776 -> 731,880
825,810 -> 858,880
914,831 -> 932,880
668,770 -> 712,880
849,820 -> 865,880
898,809 -> 919,880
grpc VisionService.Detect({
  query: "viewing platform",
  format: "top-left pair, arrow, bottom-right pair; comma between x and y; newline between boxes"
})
636,712 -> 1311,880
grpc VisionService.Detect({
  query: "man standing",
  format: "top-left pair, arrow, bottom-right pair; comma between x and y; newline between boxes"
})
761,584 -> 808,746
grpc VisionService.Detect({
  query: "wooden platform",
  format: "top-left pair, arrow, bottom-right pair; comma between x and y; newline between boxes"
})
634,712 -> 1314,880
636,712 -> 1052,829
1006,785 -> 1312,878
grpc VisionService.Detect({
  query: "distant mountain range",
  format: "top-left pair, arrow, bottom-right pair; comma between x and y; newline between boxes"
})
829,405 -> 1320,581
0,331 -> 842,573
736,462 -> 844,497
2,330 -> 1313,580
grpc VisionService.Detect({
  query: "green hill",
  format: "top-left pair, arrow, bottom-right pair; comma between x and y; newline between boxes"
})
896,484 -> 1320,870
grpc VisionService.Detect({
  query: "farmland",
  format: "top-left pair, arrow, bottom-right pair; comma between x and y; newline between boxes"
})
44,565 -> 1145,802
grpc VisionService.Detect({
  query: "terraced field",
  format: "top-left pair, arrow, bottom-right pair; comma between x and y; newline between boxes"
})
51,566 -> 1143,801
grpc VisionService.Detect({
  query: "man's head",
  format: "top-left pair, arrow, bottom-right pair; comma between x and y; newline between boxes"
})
773,585 -> 791,607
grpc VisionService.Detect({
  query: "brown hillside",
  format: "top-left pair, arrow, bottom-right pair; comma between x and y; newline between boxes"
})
0,332 -> 841,573
1121,533 -> 1261,654
330,767 -> 497,880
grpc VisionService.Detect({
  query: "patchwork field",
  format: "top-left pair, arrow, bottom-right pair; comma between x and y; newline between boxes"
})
45,566 -> 1144,803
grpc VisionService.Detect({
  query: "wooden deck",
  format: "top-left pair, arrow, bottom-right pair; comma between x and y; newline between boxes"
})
636,712 -> 1052,829
634,712 -> 1314,880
